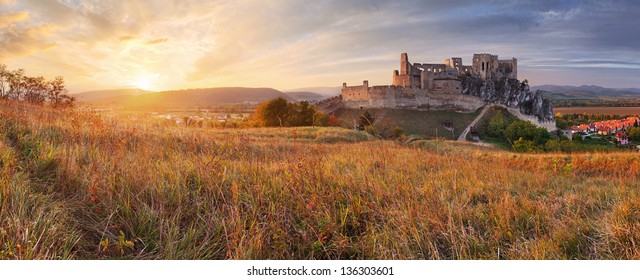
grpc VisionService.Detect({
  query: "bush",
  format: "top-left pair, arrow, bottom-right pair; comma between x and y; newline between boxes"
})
628,127 -> 640,142
486,110 -> 509,138
572,133 -> 583,142
512,137 -> 538,152
357,111 -> 375,130
505,120 -> 551,146
391,126 -> 404,139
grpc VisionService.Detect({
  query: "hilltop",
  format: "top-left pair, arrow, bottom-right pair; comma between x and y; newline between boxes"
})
533,84 -> 640,99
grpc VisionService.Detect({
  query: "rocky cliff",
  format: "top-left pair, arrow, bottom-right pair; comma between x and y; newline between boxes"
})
461,76 -> 554,122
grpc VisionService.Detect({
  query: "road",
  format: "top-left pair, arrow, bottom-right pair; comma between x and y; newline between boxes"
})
457,105 -> 492,141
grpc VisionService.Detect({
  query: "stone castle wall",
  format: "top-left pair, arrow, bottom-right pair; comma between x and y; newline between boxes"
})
341,82 -> 485,112
340,53 -> 553,126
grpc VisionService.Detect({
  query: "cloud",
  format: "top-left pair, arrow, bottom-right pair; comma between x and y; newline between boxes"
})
0,11 -> 29,25
0,24 -> 57,59
2,0 -> 640,90
146,38 -> 168,45
119,35 -> 136,41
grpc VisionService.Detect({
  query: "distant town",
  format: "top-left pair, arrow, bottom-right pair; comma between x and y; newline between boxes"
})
568,117 -> 640,146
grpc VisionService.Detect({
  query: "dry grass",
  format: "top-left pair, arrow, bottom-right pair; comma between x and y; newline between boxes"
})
1,100 -> 640,259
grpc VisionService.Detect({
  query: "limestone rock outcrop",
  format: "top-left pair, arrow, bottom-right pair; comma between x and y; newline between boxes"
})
461,76 -> 554,122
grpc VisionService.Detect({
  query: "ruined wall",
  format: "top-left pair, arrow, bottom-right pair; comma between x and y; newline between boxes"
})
392,53 -> 422,87
341,81 -> 369,101
496,58 -> 517,79
341,84 -> 484,112
432,79 -> 461,95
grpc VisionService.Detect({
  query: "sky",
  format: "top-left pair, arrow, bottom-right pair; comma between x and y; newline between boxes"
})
1,0 -> 639,93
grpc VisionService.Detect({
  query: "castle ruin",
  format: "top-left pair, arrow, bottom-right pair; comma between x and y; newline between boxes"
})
392,53 -> 517,89
338,52 -> 554,130
342,53 -> 517,109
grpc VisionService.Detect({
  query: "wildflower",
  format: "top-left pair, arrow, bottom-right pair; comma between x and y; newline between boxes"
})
100,238 -> 109,252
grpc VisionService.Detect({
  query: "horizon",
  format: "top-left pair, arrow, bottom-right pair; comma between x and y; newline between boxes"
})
2,1 -> 640,93
68,83 -> 640,96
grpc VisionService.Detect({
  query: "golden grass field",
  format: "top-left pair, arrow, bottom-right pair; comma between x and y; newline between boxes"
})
1,100 -> 640,260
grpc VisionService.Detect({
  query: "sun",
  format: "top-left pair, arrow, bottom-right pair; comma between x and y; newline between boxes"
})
136,77 -> 153,90
134,73 -> 160,91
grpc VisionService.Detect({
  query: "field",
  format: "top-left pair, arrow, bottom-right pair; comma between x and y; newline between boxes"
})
333,107 -> 482,139
2,101 -> 640,260
555,107 -> 640,115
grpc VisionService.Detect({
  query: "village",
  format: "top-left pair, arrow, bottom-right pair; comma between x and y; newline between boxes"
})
568,116 -> 640,146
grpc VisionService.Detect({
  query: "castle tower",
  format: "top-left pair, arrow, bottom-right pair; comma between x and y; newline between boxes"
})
472,53 -> 497,80
400,53 -> 410,75
445,58 -> 463,70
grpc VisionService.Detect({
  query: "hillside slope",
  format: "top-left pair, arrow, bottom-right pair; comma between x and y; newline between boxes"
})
333,107 -> 482,139
90,87 -> 291,109
1,101 -> 640,260
72,88 -> 151,101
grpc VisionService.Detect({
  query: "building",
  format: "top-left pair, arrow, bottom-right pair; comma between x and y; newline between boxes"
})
391,53 -> 517,91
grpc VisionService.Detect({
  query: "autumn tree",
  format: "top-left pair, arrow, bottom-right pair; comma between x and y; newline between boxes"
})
48,76 -> 75,108
0,65 -> 74,108
7,68 -> 24,100
254,97 -> 291,127
253,97 -> 338,127
0,64 -> 8,99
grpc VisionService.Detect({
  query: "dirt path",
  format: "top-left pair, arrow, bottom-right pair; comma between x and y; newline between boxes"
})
457,105 -> 491,141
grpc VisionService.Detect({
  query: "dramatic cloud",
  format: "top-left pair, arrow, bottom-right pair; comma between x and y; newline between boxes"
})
1,0 -> 639,92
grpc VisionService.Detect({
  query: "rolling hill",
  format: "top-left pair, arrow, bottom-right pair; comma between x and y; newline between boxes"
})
79,87 -> 331,109
532,84 -> 640,99
283,86 -> 341,97
72,88 -> 151,101
86,87 -> 295,109
284,91 -> 325,101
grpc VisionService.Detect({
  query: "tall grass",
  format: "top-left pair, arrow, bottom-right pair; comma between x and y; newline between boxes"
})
1,100 -> 639,259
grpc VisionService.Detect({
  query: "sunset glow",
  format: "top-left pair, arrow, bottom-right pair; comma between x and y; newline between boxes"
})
134,73 -> 159,91
1,1 -> 640,93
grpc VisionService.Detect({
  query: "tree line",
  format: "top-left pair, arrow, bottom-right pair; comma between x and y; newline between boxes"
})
251,97 -> 340,127
0,64 -> 75,107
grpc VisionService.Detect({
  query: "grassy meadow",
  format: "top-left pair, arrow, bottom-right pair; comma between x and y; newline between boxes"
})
2,100 -> 640,260
333,107 -> 482,139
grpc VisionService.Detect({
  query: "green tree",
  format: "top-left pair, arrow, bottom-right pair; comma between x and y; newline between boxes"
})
572,133 -> 583,142
628,127 -> 640,142
254,97 -> 290,127
512,137 -> 538,152
505,120 -> 551,146
486,110 -> 509,138
289,101 -> 315,126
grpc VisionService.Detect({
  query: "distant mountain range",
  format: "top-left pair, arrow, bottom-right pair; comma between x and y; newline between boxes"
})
73,84 -> 640,109
283,86 -> 341,96
532,85 -> 640,99
73,88 -> 152,101
73,87 -> 329,109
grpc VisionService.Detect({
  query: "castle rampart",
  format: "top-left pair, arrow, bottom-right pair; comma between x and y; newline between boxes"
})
338,52 -> 554,129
